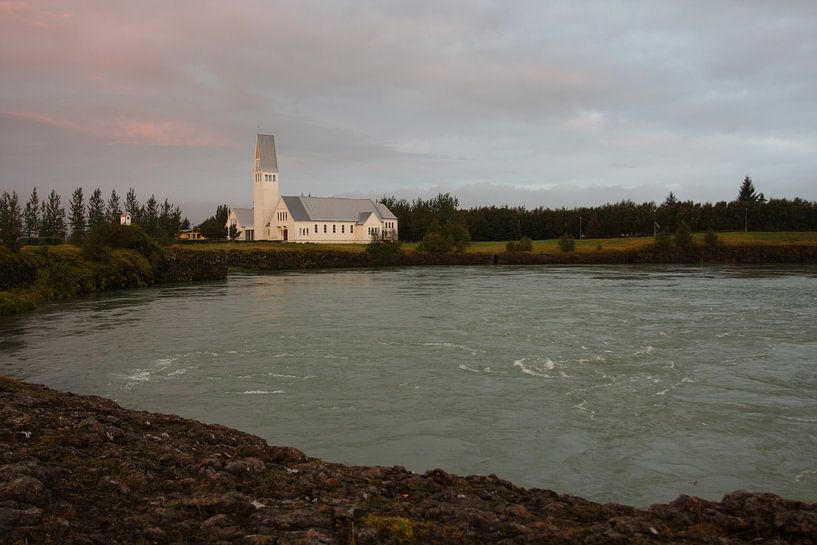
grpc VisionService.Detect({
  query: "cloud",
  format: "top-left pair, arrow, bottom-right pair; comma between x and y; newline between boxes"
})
4,110 -> 226,147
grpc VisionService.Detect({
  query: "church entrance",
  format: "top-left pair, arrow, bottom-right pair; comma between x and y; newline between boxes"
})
282,228 -> 288,241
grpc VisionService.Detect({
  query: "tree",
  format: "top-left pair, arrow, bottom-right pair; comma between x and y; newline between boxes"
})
704,230 -> 719,249
106,189 -> 121,223
180,217 -> 191,230
673,221 -> 692,247
197,204 -> 229,239
737,175 -> 765,203
39,190 -> 66,240
23,187 -> 40,237
68,187 -> 86,243
87,187 -> 106,229
142,195 -> 159,237
0,191 -> 22,250
664,192 -> 679,206
558,233 -> 575,252
446,222 -> 471,253
124,188 -> 142,225
158,198 -> 182,240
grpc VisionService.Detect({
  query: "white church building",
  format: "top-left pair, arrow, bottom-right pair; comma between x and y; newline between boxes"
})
226,134 -> 398,243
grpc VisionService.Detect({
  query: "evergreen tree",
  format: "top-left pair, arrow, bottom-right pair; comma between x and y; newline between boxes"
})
737,175 -> 766,203
68,187 -> 86,243
180,217 -> 191,230
39,190 -> 66,240
142,194 -> 159,237
23,187 -> 40,237
664,192 -> 679,206
196,204 -> 229,239
158,198 -> 182,240
87,187 -> 106,229
0,191 -> 23,250
106,189 -> 121,223
124,188 -> 142,225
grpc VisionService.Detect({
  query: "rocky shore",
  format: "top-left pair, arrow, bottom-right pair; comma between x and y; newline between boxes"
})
2,376 -> 815,545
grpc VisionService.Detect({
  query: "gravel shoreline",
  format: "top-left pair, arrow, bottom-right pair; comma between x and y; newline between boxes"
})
2,375 -> 815,544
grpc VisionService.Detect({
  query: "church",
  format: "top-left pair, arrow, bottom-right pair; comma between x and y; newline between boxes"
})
225,134 -> 398,243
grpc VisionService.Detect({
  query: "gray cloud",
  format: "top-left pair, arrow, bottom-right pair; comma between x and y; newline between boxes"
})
1,0 -> 815,223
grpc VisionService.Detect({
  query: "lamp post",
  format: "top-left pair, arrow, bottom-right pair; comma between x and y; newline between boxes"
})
579,215 -> 583,240
744,207 -> 748,233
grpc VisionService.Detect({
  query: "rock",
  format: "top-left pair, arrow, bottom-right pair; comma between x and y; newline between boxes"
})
0,475 -> 47,506
224,457 -> 266,475
0,505 -> 43,526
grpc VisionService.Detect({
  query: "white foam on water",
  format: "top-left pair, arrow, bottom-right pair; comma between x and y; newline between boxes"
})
119,369 -> 151,389
458,364 -> 480,373
241,390 -> 285,395
655,389 -> 669,396
634,345 -> 655,355
795,468 -> 817,482
155,357 -> 177,367
681,376 -> 694,383
513,357 -> 555,377
266,373 -> 299,378
424,342 -> 480,356
573,400 -> 596,418
168,367 -> 194,377
269,353 -> 292,359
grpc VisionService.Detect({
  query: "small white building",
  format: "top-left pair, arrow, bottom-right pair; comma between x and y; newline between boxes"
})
226,134 -> 398,243
119,212 -> 132,226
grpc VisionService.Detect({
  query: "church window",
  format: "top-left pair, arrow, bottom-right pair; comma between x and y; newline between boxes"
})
324,225 -> 327,233
314,224 -> 318,233
350,225 -> 354,233
273,174 -> 276,181
332,225 -> 336,233
341,225 -> 345,233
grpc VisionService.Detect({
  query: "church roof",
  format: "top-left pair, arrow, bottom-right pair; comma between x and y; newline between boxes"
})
280,196 -> 397,223
256,134 -> 278,172
231,207 -> 253,228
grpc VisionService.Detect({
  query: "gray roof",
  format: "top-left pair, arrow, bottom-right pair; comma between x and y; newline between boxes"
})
256,134 -> 278,172
230,207 -> 253,228
280,196 -> 397,224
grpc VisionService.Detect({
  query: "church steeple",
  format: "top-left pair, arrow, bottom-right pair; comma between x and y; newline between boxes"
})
253,134 -> 280,239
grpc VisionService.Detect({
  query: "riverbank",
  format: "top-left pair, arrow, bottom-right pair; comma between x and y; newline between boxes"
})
2,375 -> 815,544
3,241 -> 817,316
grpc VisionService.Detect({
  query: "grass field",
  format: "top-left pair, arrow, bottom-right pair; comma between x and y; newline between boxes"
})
169,231 -> 817,255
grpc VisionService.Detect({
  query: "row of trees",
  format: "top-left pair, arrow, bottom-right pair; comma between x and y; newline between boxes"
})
381,177 -> 817,242
0,187 -> 188,250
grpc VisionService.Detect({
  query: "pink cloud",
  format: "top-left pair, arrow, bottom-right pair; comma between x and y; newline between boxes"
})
5,109 -> 227,147
0,1 -> 72,28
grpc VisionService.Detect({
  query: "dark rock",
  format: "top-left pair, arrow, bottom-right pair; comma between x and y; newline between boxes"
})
2,375 -> 816,545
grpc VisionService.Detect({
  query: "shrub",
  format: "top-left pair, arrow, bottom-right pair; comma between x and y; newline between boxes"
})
674,221 -> 693,247
558,233 -> 575,252
366,237 -> 401,257
654,231 -> 672,249
506,236 -> 533,253
82,222 -> 158,260
704,229 -> 719,249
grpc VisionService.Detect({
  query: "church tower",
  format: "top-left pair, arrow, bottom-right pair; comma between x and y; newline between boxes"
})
252,134 -> 280,240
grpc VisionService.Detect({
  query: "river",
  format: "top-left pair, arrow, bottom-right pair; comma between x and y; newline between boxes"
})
2,265 -> 816,507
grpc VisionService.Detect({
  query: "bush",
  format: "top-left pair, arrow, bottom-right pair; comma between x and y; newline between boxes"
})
674,221 -> 693,247
366,238 -> 401,257
82,223 -> 158,260
704,230 -> 719,249
654,231 -> 672,249
506,236 -> 533,253
558,233 -> 575,252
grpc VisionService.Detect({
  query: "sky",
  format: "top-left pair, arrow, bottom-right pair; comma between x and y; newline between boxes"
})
2,1 -> 816,223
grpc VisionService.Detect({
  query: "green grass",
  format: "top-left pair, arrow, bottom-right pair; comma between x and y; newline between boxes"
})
173,232 -> 817,255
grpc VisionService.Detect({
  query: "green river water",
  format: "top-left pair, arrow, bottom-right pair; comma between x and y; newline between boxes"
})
1,265 -> 816,506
